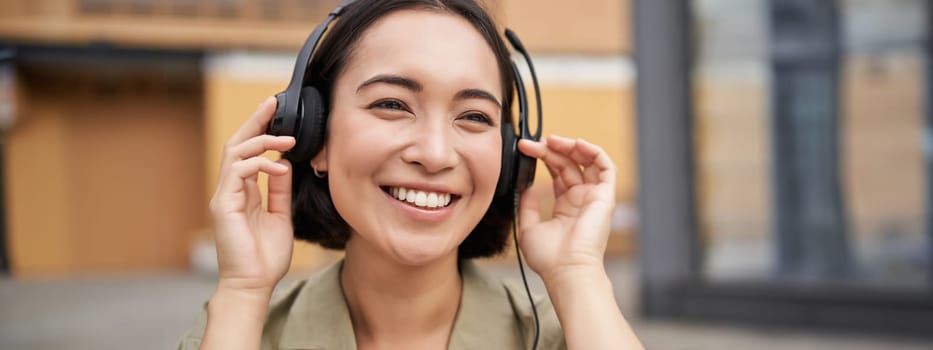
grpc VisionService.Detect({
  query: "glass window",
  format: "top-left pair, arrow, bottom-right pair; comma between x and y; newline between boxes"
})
693,0 -> 930,288
692,0 -> 774,280
841,0 -> 928,289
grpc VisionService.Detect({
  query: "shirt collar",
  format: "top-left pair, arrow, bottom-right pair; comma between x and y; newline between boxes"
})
277,259 -> 524,350
279,260 -> 357,350
448,260 -> 527,350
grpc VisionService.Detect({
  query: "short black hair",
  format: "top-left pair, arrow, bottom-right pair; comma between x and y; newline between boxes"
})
290,0 -> 517,259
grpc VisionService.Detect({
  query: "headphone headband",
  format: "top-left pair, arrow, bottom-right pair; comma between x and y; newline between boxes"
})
271,1 -> 352,137
505,29 -> 542,141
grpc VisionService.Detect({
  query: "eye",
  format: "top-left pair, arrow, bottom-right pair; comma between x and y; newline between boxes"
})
458,112 -> 494,126
368,99 -> 410,112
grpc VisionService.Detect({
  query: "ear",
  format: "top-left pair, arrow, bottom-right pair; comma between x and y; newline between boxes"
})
309,145 -> 328,172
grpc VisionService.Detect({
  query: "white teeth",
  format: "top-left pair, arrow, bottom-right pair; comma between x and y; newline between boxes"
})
388,186 -> 453,209
427,193 -> 438,208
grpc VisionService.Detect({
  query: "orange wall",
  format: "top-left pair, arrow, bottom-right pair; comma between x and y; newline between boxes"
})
502,0 -> 630,54
5,91 -> 74,273
6,64 -> 206,275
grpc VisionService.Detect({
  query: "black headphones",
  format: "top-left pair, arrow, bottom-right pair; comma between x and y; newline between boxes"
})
267,0 -> 543,199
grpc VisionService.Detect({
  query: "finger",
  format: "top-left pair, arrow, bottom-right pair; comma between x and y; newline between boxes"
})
227,96 -> 277,147
517,187 -> 541,233
267,159 -> 293,216
219,156 -> 290,199
518,139 -> 563,193
215,97 -> 279,184
243,173 -> 262,214
519,139 -> 568,193
517,137 -> 547,158
519,138 -> 584,192
545,135 -> 613,185
544,135 -> 590,166
571,138 -> 616,184
226,135 -> 296,162
565,139 -> 617,205
546,135 -> 602,169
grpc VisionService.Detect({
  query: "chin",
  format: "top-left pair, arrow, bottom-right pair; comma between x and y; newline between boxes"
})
385,233 -> 461,267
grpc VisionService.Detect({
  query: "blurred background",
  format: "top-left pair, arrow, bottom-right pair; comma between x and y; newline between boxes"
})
0,0 -> 931,349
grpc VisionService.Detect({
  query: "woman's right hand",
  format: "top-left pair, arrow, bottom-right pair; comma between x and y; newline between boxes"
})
208,97 -> 297,295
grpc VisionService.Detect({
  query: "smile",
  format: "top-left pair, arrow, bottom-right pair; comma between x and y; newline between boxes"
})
383,186 -> 457,210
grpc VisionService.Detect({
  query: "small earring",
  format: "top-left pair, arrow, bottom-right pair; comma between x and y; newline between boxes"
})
312,165 -> 327,178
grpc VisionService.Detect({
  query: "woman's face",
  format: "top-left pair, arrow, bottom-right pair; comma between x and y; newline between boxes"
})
315,9 -> 503,265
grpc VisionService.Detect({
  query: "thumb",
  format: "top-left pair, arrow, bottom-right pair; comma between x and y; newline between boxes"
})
517,187 -> 541,233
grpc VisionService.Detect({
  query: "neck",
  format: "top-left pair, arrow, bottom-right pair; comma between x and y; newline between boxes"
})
341,237 -> 463,348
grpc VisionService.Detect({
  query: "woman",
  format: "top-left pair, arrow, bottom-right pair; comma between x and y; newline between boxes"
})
180,0 -> 643,349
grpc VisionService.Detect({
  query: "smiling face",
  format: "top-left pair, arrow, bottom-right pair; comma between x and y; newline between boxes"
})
311,9 -> 504,266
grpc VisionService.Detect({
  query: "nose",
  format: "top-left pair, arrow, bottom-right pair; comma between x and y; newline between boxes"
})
400,116 -> 458,174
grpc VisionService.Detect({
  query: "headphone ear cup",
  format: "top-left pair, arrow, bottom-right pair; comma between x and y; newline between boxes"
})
286,86 -> 327,161
496,125 -> 518,198
268,92 -> 292,137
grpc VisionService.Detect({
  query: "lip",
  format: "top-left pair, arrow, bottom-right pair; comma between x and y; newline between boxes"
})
381,187 -> 457,223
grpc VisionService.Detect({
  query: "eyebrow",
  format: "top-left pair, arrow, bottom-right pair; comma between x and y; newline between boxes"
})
357,74 -> 502,108
456,88 -> 502,109
357,74 -> 422,93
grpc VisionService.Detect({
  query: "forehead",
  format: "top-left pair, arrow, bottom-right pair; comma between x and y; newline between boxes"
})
340,9 -> 502,97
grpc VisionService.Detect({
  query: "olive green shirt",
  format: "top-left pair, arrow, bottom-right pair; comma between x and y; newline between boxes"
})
179,260 -> 566,350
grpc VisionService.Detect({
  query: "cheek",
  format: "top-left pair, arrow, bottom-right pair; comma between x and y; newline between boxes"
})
464,132 -> 503,192
327,110 -> 391,177
323,112 -> 386,217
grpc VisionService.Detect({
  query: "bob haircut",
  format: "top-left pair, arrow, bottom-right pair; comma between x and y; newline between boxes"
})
290,0 -> 518,259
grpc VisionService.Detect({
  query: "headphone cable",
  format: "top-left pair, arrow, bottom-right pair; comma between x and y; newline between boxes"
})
513,194 -> 540,350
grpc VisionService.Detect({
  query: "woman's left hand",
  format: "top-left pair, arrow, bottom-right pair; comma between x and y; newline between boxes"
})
516,134 -> 617,284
